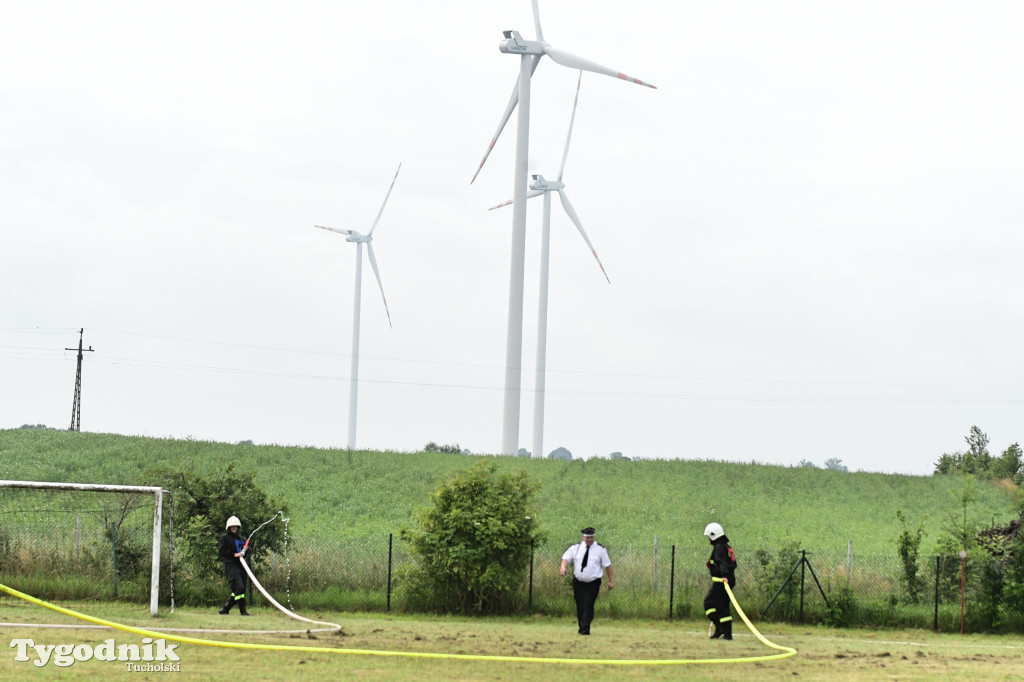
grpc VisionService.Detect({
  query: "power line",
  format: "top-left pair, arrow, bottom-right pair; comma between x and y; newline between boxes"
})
5,327 -> 1024,400
69,328 -> 1024,390
77,354 -> 1024,406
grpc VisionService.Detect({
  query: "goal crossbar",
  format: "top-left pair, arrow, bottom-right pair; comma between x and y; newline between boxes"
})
0,480 -> 167,616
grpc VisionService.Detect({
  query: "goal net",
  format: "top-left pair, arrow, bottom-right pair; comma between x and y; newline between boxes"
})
0,480 -> 172,615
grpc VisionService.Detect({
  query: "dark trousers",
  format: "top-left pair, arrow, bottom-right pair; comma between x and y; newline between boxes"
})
573,578 -> 602,634
703,582 -> 731,625
225,563 -> 247,603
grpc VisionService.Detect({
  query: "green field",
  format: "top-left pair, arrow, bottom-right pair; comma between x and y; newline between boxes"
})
0,428 -> 1016,555
2,596 -> 1023,681
3,428 -> 1024,676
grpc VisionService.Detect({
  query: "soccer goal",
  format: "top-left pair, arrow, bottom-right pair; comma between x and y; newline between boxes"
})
0,480 -> 171,616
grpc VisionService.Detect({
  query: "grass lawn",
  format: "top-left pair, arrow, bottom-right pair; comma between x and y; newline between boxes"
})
2,597 -> 1023,680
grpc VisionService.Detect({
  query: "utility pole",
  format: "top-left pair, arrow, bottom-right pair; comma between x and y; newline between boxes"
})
66,328 -> 94,432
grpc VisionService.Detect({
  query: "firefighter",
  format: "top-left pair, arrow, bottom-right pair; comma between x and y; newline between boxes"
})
703,522 -> 736,639
218,515 -> 250,616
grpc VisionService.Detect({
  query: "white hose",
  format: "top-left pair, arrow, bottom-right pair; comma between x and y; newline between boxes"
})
239,556 -> 341,632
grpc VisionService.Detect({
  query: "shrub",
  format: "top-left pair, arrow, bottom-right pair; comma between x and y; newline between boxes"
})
896,510 -> 925,603
751,536 -> 802,619
822,585 -> 858,627
399,462 -> 546,614
146,462 -> 288,602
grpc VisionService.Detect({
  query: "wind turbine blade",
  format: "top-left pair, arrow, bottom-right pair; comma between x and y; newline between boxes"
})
558,189 -> 610,283
544,46 -> 656,89
368,163 -> 401,236
488,189 -> 545,211
558,71 -> 583,182
315,225 -> 357,236
365,243 -> 392,328
532,0 -> 544,41
470,55 -> 543,184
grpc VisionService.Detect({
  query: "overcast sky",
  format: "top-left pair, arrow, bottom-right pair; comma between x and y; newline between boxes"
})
2,1 -> 1022,475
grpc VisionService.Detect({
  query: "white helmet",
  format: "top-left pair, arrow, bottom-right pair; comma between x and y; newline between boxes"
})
704,522 -> 724,541
225,516 -> 241,530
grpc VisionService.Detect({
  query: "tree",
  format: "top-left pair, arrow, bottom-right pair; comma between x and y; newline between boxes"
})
400,463 -> 546,614
424,441 -> 463,454
963,426 -> 991,474
937,478 -> 981,555
548,447 -> 572,461
824,457 -> 848,472
798,459 -> 818,469
991,443 -> 1024,483
934,452 -> 960,475
933,427 -> 1022,480
147,463 -> 289,583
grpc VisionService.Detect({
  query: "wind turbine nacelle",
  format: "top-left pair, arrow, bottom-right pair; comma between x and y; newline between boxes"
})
499,30 -> 546,55
529,175 -> 563,191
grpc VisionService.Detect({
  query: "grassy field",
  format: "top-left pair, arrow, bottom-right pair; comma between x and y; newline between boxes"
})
1,595 -> 1023,680
0,428 -> 1017,556
3,429 -> 1023,675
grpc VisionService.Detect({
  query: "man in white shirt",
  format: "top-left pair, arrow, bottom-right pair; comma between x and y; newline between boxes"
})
560,527 -> 615,635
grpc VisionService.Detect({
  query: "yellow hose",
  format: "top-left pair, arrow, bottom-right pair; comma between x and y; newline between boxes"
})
0,580 -> 795,666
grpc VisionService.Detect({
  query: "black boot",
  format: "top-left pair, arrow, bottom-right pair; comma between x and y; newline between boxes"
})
721,620 -> 732,640
218,598 -> 233,615
710,621 -> 723,639
238,597 -> 250,616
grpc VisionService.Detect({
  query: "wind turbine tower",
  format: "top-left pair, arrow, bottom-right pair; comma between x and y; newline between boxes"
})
490,73 -> 610,460
316,164 -> 400,450
472,0 -> 655,455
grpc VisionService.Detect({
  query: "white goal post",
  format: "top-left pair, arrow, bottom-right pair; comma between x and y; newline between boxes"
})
0,479 -> 167,616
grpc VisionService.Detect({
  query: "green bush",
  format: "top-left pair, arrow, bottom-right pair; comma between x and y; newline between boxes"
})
146,462 -> 288,604
399,462 -> 546,614
896,510 -> 926,603
751,537 -> 801,619
822,585 -> 858,627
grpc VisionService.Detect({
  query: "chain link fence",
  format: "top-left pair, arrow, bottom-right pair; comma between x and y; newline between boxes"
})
244,537 -> 1023,633
0,489 -> 173,603
2,512 -> 1020,633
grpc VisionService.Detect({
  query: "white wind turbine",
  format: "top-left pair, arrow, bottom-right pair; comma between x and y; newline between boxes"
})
490,72 -> 609,460
472,0 -> 655,456
315,163 -> 400,450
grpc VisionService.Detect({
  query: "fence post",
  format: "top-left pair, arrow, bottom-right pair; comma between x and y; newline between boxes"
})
653,535 -> 658,589
669,544 -> 676,620
387,533 -> 393,612
111,522 -> 118,599
846,540 -> 852,588
934,555 -> 940,632
528,539 -> 534,613
75,517 -> 81,564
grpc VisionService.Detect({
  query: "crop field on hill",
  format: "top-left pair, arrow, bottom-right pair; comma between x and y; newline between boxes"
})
0,429 -> 1015,556
2,429 -> 1022,636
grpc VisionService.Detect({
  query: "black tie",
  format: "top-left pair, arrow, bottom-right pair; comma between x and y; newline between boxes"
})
581,545 -> 590,569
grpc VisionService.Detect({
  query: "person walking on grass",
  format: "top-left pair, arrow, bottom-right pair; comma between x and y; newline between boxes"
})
703,522 -> 736,639
560,527 -> 614,635
218,515 -> 250,616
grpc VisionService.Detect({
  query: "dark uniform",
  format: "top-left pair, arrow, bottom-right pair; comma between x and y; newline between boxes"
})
703,534 -> 736,639
218,528 -> 250,615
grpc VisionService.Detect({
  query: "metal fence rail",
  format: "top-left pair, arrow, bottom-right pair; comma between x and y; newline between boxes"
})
1,521 -> 1018,633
